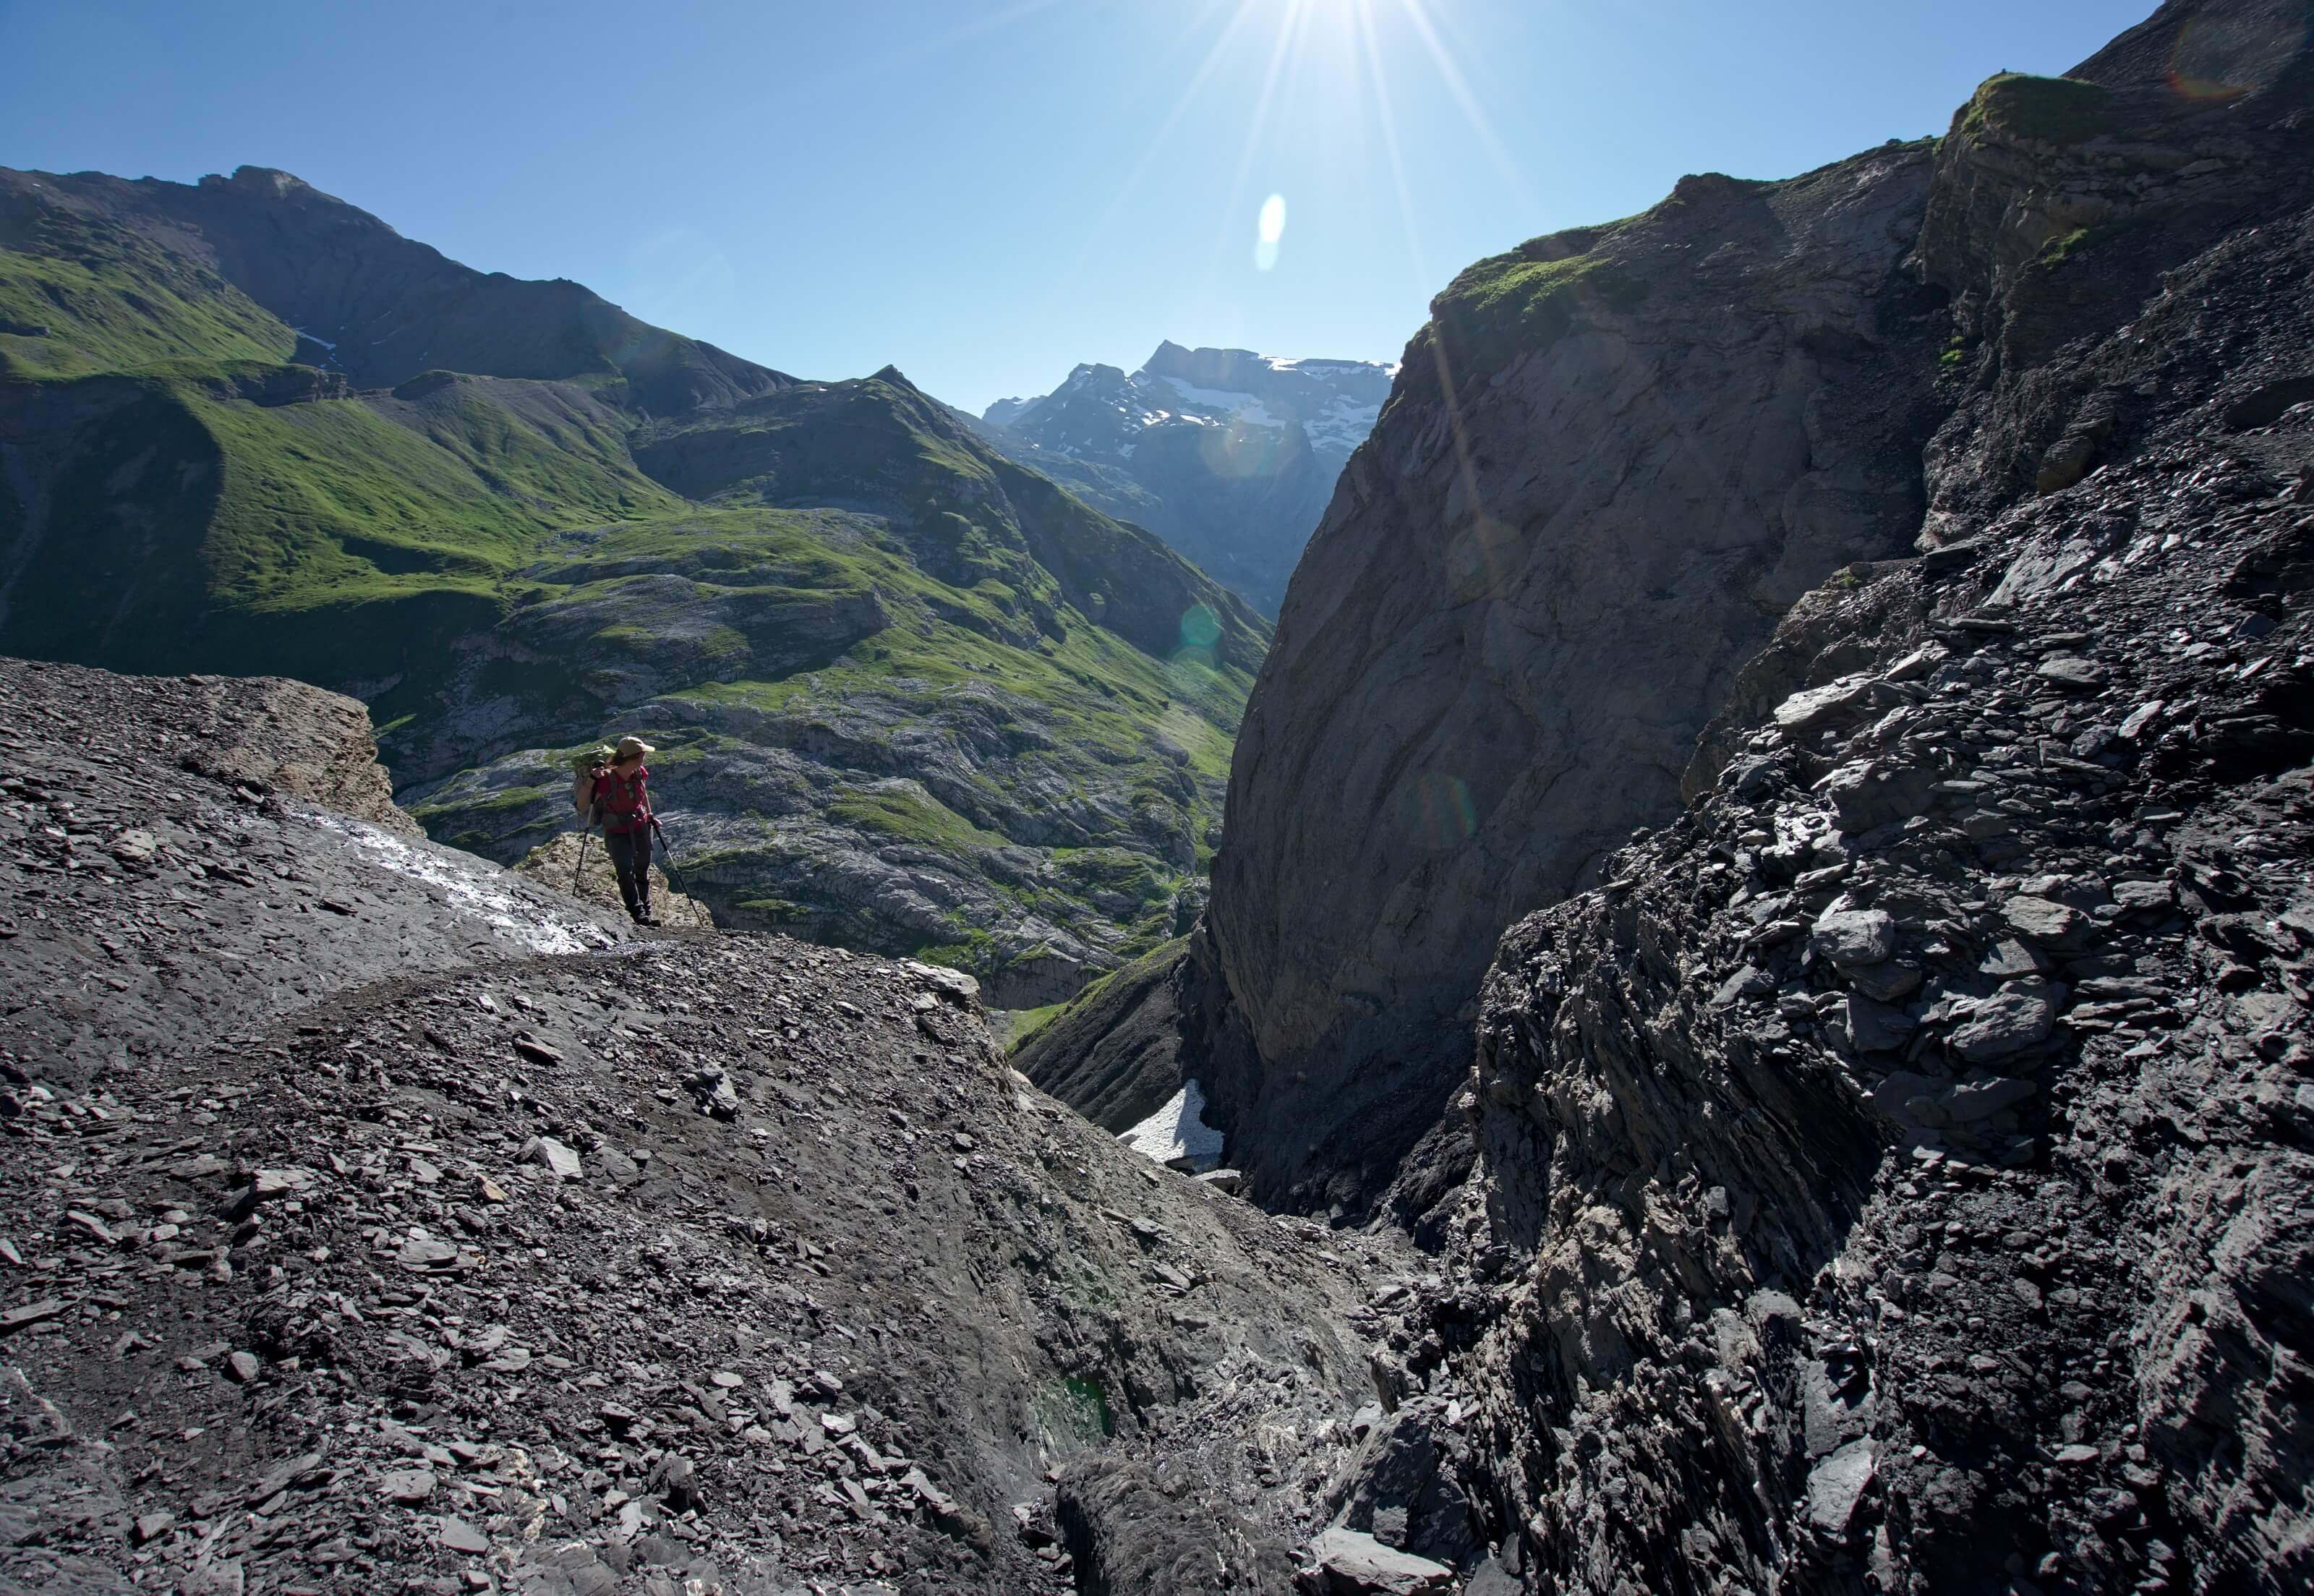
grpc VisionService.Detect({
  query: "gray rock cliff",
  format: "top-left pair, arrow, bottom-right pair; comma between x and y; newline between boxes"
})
1030,9 -> 2314,1592
1201,143 -> 1950,1211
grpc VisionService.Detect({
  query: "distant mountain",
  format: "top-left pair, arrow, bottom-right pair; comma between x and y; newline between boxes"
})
0,164 -> 1267,1005
974,341 -> 1395,615
0,165 -> 792,414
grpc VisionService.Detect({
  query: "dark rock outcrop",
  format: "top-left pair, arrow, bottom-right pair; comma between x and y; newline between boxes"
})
1199,140 -> 1950,1213
1056,1455 -> 1301,1595
1424,10 -> 2314,1589
1459,305 -> 2314,1592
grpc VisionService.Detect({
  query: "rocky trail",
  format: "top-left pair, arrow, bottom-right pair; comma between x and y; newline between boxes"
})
0,659 -> 1431,1596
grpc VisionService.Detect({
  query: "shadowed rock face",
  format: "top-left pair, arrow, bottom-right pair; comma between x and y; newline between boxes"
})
1201,147 -> 1951,1211
1459,192 -> 2314,1592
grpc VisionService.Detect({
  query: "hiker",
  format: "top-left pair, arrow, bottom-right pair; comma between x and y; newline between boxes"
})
575,735 -> 659,925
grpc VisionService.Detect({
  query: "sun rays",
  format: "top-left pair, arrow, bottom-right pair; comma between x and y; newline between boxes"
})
858,0 -> 1536,563
890,0 -> 1536,310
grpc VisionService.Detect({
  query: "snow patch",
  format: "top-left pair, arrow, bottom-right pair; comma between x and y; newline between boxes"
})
1118,1079 -> 1226,1171
299,810 -> 618,955
1305,393 -> 1384,454
1157,375 -> 1284,427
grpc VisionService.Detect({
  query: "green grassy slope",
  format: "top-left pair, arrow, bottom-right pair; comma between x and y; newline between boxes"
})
0,186 -> 297,379
1,165 -> 794,412
0,170 -> 1268,1002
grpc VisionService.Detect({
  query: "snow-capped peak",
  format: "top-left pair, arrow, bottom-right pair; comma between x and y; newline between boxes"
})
982,342 -> 1393,464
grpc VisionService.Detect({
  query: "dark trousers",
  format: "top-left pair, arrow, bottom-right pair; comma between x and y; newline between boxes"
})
605,827 -> 651,918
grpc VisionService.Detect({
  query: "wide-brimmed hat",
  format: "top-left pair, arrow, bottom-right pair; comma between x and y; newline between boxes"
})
614,736 -> 654,761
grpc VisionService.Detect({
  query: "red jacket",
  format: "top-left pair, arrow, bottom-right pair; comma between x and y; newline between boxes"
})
592,767 -> 652,834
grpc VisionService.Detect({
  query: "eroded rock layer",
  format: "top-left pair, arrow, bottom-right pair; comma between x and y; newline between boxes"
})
1445,158 -> 2314,1596
1199,135 -> 1950,1213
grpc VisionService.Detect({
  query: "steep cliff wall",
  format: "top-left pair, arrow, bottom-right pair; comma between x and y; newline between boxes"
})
1429,9 -> 2314,1590
1019,17 -> 2314,1589
1200,145 -> 1950,1211
1456,214 -> 2314,1590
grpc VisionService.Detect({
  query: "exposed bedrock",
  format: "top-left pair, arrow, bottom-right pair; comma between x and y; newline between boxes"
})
1436,18 -> 2314,1588
1198,142 -> 1950,1212
1026,8 -> 2314,1589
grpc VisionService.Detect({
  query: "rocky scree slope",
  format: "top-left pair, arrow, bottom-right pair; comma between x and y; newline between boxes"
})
0,166 -> 1266,1006
0,657 -> 1413,1596
1443,192 -> 2314,1592
0,656 -> 635,1092
975,343 -> 1396,617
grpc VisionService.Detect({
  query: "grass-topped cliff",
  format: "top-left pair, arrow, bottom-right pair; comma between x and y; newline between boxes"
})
0,164 -> 1265,1004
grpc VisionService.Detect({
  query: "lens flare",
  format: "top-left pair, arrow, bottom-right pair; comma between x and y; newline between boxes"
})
1168,646 -> 1220,694
1179,605 -> 1224,649
1197,418 -> 1290,479
1255,192 -> 1286,270
2167,14 -> 2306,101
1405,772 -> 1477,850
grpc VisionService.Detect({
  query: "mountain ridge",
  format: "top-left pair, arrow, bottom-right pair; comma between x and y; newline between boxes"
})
2,163 -> 794,414
0,162 -> 1266,1005
973,339 -> 1395,615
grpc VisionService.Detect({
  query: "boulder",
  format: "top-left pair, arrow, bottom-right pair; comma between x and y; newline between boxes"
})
1948,980 -> 2057,1063
522,1135 -> 583,1181
1805,1441 -> 1877,1536
1299,1528 -> 1455,1595
2003,895 -> 2095,954
1811,908 -> 1899,968
1843,994 -> 1918,1054
1823,759 -> 1939,832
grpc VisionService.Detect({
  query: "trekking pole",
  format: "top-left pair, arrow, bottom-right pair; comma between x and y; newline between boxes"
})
649,817 -> 690,897
572,823 -> 594,895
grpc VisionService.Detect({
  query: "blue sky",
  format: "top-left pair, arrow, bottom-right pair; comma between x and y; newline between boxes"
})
3,0 -> 2148,412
